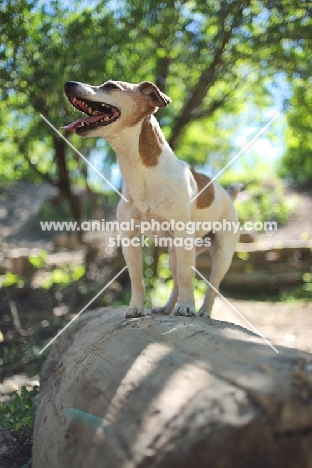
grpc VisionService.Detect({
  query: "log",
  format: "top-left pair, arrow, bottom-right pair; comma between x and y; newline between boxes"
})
33,308 -> 312,468
196,245 -> 312,290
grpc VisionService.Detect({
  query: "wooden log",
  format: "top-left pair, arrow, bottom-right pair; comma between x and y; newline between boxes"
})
33,308 -> 312,468
199,271 -> 305,288
195,245 -> 312,290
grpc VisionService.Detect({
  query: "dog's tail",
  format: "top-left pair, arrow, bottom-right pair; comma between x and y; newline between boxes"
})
227,183 -> 243,201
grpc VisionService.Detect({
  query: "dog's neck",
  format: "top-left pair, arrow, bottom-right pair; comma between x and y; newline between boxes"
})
105,114 -> 176,210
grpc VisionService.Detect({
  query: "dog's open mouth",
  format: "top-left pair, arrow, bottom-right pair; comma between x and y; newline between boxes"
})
62,96 -> 120,134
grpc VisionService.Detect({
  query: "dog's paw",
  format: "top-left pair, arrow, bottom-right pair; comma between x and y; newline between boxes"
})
197,308 -> 207,318
172,304 -> 196,317
198,307 -> 211,319
151,306 -> 172,316
125,307 -> 146,319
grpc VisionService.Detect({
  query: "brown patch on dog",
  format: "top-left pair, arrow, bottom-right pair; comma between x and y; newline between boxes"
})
129,105 -> 156,127
139,116 -> 163,167
126,94 -> 157,127
190,167 -> 215,209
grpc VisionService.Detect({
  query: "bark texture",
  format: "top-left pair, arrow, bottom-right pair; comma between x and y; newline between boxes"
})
33,308 -> 312,468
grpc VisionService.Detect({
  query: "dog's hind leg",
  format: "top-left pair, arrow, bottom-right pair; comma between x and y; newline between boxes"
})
198,220 -> 239,319
151,245 -> 178,315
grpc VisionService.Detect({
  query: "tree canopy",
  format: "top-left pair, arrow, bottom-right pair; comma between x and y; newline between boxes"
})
279,78 -> 312,184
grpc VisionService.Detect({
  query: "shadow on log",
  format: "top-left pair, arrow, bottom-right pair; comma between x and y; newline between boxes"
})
33,308 -> 312,468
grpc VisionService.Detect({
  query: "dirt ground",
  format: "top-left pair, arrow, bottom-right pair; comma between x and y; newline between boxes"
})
212,297 -> 312,354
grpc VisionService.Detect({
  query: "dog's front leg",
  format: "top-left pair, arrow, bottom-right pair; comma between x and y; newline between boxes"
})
172,232 -> 196,317
117,201 -> 146,318
122,240 -> 146,318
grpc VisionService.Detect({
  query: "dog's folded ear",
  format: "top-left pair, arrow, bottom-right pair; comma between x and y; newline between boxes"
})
138,81 -> 171,108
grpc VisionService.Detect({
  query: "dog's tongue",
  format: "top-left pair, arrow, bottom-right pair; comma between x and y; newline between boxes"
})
62,114 -> 105,131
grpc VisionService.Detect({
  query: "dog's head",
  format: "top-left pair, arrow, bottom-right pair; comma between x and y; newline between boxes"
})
63,80 -> 171,137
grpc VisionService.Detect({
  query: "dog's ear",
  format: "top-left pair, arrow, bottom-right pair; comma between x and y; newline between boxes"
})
138,81 -> 171,108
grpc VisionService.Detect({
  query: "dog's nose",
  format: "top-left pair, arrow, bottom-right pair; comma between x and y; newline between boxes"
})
64,81 -> 78,89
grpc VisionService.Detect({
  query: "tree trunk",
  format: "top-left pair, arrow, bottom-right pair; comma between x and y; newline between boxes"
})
33,308 -> 312,468
53,135 -> 82,240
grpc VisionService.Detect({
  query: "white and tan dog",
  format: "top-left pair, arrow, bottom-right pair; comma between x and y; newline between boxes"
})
63,79 -> 240,319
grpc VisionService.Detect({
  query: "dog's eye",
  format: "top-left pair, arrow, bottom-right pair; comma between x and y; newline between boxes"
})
102,82 -> 118,91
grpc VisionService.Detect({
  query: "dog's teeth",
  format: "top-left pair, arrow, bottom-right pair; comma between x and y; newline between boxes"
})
72,98 -> 77,103
88,107 -> 92,113
81,122 -> 85,127
104,116 -> 110,121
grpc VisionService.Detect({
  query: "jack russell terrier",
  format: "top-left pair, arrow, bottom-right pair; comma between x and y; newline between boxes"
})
63,79 -> 240,319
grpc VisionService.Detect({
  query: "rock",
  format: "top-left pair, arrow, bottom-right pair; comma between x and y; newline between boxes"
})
33,308 -> 312,468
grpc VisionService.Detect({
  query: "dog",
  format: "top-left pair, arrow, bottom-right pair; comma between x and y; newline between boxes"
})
63,79 -> 240,319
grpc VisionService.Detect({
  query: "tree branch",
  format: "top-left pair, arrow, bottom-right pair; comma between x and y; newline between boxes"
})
168,2 -> 249,149
191,97 -> 228,120
191,81 -> 241,120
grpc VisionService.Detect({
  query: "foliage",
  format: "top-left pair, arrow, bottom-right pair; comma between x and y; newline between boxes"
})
0,385 -> 39,466
41,264 -> 86,289
0,385 -> 39,433
279,272 -> 312,301
0,0 -> 311,206
301,273 -> 312,297
279,78 -> 312,184
0,272 -> 24,287
0,250 -> 85,290
0,0 -> 120,223
235,180 -> 298,225
28,250 -> 48,269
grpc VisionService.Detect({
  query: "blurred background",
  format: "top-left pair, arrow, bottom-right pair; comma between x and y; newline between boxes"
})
0,0 -> 311,464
